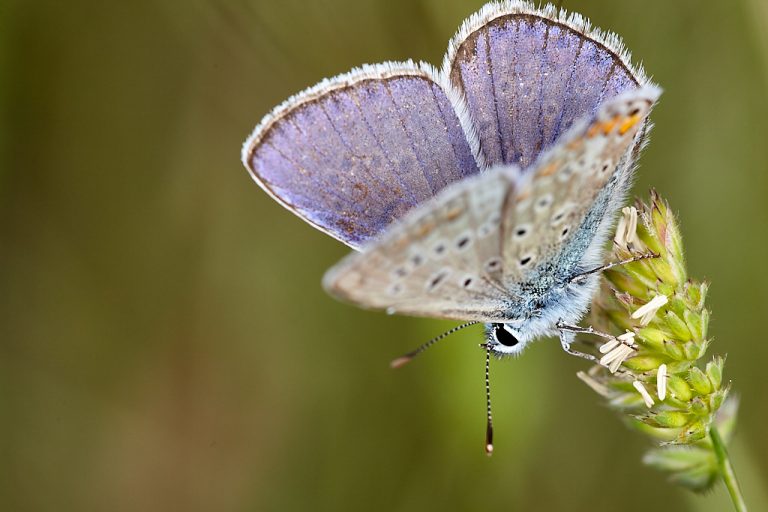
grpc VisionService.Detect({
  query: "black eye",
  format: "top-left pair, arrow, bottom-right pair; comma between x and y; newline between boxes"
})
493,324 -> 519,347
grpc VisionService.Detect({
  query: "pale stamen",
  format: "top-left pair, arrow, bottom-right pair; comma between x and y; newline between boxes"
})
631,294 -> 669,326
617,331 -> 636,344
599,338 -> 620,354
600,344 -> 635,373
598,331 -> 637,373
614,206 -> 645,250
613,213 -> 628,248
657,364 -> 668,401
633,380 -> 655,408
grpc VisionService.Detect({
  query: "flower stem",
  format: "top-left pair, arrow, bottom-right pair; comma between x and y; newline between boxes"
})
710,426 -> 748,512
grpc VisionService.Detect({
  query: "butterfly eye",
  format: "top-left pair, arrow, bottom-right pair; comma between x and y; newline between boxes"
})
493,324 -> 519,347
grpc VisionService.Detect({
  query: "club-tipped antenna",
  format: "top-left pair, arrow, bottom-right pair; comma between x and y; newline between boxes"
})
390,321 -> 479,369
484,343 -> 494,456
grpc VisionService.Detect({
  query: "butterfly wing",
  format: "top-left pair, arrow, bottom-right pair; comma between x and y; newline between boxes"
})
442,2 -> 652,169
497,86 -> 660,289
323,165 -> 520,321
323,87 -> 659,321
241,61 -> 482,250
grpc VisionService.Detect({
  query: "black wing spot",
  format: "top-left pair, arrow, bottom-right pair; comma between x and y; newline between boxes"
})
485,258 -> 502,272
456,236 -> 471,249
426,269 -> 451,291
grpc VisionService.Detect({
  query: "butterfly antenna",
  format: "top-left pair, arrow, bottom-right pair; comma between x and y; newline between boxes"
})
390,321 -> 479,369
484,343 -> 494,456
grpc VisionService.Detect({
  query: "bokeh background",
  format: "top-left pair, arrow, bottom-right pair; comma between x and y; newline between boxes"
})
2,1 -> 768,510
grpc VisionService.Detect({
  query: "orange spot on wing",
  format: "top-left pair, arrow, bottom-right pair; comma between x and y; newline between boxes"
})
619,114 -> 642,135
601,116 -> 621,135
587,115 -> 623,138
392,235 -> 410,250
414,221 -> 436,238
538,161 -> 560,177
445,206 -> 464,221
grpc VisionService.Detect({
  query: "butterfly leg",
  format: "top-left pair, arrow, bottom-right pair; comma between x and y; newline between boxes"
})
557,321 -> 615,340
557,327 -> 600,364
570,251 -> 658,284
557,321 -> 637,374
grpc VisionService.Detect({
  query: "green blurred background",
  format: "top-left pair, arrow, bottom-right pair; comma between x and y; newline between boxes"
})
2,1 -> 768,510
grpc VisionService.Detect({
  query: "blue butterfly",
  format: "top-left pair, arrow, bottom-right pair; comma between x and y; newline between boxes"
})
242,1 -> 659,453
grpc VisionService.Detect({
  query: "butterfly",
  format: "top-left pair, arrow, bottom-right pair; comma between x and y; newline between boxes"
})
242,1 -> 660,452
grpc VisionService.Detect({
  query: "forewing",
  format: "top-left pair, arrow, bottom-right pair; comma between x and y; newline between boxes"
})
323,87 -> 659,321
498,86 -> 660,285
242,61 -> 481,250
443,2 -> 651,169
322,166 -> 521,322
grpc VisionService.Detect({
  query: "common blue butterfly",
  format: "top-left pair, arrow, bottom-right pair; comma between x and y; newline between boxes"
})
242,1 -> 660,452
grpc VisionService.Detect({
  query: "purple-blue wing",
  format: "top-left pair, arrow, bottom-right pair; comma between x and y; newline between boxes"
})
242,61 -> 481,250
443,2 -> 650,170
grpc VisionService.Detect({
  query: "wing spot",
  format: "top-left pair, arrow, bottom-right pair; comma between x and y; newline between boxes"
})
387,283 -> 404,297
558,166 -> 574,182
518,254 -> 535,269
432,242 -> 447,258
551,205 -> 571,226
513,224 -> 531,240
538,160 -> 559,177
425,268 -> 452,292
484,257 -> 502,273
460,275 -> 475,289
414,220 -> 436,239
573,156 -> 589,173
534,194 -> 553,213
560,226 -> 571,239
410,253 -> 424,267
454,232 -> 473,251
478,223 -> 494,238
445,205 -> 465,222
391,266 -> 408,279
392,234 -> 410,251
619,113 -> 642,135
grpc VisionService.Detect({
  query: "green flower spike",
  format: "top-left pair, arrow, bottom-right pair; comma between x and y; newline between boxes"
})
576,191 -> 747,511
